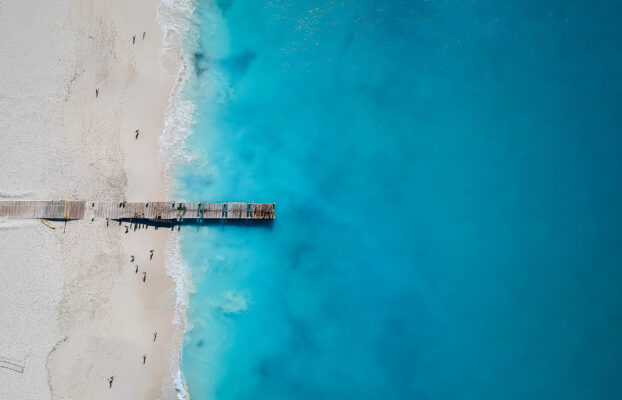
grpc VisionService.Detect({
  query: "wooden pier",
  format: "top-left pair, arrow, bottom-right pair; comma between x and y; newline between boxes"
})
0,201 -> 275,222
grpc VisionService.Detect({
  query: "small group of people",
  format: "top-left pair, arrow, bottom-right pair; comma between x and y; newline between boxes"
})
96,30 -> 148,101
108,251 -> 160,388
107,331 -> 157,389
132,32 -> 147,44
131,250 -> 154,281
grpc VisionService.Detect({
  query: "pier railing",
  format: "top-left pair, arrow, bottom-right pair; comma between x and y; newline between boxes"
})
0,201 -> 275,222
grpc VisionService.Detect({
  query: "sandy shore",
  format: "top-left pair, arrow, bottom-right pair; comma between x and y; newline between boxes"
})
0,0 -> 185,398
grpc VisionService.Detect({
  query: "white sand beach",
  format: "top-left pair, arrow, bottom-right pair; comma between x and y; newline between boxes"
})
0,0 -> 185,398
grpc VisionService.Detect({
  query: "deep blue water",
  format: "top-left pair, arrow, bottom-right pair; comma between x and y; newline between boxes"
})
176,1 -> 622,399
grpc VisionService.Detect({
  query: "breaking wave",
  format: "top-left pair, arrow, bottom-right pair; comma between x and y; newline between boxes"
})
156,0 -> 196,398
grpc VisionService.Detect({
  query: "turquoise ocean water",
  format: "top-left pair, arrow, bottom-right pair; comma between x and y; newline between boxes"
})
173,1 -> 622,399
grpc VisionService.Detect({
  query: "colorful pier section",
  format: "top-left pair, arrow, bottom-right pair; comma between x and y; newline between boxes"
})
0,201 -> 276,222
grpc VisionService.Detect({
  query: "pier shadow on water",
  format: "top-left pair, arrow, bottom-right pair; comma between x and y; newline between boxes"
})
120,218 -> 275,231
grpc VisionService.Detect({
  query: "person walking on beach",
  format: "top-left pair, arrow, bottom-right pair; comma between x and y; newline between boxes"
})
135,265 -> 139,274
143,354 -> 147,364
108,376 -> 114,388
143,271 -> 146,282
143,31 -> 146,40
135,129 -> 139,139
132,34 -> 136,44
95,88 -> 99,98
153,331 -> 157,342
131,255 -> 134,262
150,249 -> 154,260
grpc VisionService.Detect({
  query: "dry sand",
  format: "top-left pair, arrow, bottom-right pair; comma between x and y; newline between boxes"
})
0,0 -> 186,398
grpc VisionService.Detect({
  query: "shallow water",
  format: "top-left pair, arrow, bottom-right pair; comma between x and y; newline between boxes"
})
175,1 -> 622,399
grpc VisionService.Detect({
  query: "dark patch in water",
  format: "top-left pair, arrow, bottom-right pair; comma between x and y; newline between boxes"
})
254,358 -> 271,378
222,50 -> 257,78
286,241 -> 314,272
196,339 -> 204,348
193,52 -> 209,76
345,29 -> 357,46
239,148 -> 255,163
217,0 -> 234,12
284,312 -> 317,354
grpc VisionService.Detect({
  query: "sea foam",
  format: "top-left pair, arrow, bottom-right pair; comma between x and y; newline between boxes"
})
163,232 -> 191,399
156,0 -> 197,398
157,0 -> 198,193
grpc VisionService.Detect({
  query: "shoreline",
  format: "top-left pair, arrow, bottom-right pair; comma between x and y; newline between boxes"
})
53,0 -> 187,398
0,0 -> 192,398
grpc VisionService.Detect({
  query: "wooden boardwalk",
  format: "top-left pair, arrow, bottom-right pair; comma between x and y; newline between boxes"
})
0,201 -> 275,222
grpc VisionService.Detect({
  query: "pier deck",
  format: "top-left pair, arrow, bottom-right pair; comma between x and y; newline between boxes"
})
0,201 -> 275,222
